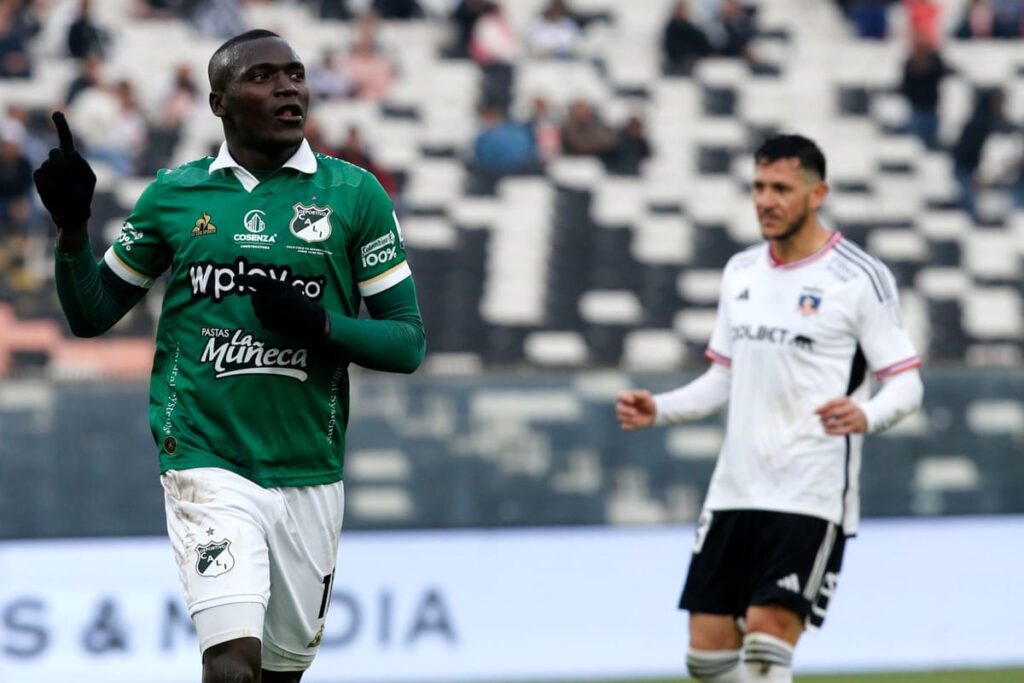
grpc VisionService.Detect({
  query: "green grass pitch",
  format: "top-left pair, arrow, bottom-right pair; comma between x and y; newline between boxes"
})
594,669 -> 1024,683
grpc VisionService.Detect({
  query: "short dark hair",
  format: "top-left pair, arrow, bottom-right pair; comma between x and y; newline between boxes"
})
208,29 -> 282,91
754,134 -> 827,180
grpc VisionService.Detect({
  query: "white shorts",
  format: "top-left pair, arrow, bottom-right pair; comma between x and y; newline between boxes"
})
161,467 -> 344,672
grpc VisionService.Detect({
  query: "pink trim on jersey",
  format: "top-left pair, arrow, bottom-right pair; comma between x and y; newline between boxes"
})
768,231 -> 843,270
874,356 -> 922,380
705,347 -> 732,368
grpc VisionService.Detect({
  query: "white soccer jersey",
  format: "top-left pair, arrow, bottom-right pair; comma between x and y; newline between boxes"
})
703,232 -> 920,533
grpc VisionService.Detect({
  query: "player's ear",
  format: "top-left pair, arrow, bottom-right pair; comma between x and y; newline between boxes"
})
810,180 -> 829,210
209,91 -> 226,118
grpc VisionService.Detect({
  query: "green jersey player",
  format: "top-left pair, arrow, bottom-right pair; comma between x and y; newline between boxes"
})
33,30 -> 424,683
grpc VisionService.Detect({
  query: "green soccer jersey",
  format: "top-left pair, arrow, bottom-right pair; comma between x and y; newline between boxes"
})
105,141 -> 413,487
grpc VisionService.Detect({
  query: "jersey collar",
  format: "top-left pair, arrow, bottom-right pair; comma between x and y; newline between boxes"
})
768,231 -> 843,270
209,139 -> 318,193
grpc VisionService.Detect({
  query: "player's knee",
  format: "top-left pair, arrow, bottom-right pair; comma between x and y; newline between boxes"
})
744,604 -> 802,641
203,638 -> 261,683
686,648 -> 743,682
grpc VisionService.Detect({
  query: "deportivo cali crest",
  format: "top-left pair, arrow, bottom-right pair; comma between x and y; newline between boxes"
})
290,203 -> 333,243
196,539 -> 236,577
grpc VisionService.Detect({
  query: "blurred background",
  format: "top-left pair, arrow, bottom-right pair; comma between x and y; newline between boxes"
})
1,0 -> 1023,681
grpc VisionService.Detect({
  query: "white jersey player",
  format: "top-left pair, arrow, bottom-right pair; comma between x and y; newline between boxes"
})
617,135 -> 923,683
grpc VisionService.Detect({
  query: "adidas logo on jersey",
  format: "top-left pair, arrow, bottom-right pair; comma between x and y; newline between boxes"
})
776,573 -> 801,593
737,288 -> 750,300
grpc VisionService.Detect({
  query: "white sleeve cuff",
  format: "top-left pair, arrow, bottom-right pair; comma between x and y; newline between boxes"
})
653,363 -> 731,426
860,368 -> 924,434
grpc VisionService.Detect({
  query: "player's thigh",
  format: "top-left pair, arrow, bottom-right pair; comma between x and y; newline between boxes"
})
679,510 -> 751,623
747,511 -> 846,632
162,468 -> 273,617
262,480 -> 345,673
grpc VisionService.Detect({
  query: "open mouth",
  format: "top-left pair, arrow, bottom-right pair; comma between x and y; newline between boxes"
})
274,104 -> 304,122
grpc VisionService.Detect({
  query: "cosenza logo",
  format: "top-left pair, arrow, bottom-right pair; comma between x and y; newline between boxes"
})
189,257 -> 325,303
200,328 -> 309,381
360,233 -> 397,268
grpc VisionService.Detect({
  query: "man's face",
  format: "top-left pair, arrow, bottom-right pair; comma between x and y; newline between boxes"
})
752,158 -> 826,241
211,37 -> 309,152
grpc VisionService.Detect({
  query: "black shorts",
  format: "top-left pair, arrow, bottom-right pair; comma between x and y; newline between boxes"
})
679,509 -> 846,629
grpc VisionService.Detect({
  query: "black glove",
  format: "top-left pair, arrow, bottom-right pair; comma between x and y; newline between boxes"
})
32,112 -> 97,230
237,274 -> 328,344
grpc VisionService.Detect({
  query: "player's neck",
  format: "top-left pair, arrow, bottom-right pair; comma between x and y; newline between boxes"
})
225,139 -> 302,173
769,220 -> 832,265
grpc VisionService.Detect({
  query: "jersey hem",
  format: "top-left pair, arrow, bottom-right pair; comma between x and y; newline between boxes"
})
703,499 -> 844,528
159,454 -> 344,489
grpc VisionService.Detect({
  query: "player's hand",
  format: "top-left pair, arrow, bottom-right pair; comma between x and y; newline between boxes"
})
616,390 -> 656,431
32,112 -> 96,231
814,397 -> 868,435
236,274 -> 328,344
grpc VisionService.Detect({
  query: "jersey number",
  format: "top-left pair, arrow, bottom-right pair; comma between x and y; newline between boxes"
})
318,570 -> 336,619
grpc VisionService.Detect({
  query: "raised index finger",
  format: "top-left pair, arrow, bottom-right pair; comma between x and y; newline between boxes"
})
52,112 -> 76,153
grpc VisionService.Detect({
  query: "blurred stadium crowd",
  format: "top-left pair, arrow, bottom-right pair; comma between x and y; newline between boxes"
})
2,0 -> 1024,536
0,0 -> 1023,377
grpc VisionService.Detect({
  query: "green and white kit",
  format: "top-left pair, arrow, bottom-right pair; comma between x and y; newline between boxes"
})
104,140 -> 412,487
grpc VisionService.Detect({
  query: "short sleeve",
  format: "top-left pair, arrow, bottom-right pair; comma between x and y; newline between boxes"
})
352,173 -> 411,298
856,265 -> 921,380
705,265 -> 733,368
103,178 -> 171,288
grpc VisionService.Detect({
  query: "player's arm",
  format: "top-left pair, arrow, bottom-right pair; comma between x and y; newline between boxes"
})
237,273 -> 425,373
54,247 -> 149,337
617,362 -> 731,431
326,279 -> 424,373
816,265 -> 923,436
34,113 -> 151,337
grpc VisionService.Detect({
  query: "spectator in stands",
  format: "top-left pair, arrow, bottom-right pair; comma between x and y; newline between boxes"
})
132,0 -> 177,20
312,0 -> 353,20
159,64 -> 200,131
562,98 -> 617,162
342,15 -> 396,101
71,79 -> 148,176
470,2 -> 518,108
336,125 -> 400,197
472,104 -> 539,175
848,0 -> 889,39
991,0 -> 1023,37
954,0 -> 995,38
0,0 -> 36,78
529,95 -> 561,164
373,0 -> 423,20
608,113 -> 651,176
712,0 -> 756,63
526,0 -> 582,59
469,1 -> 520,66
662,0 -> 713,75
952,87 -> 1005,222
0,131 -> 32,234
67,0 -> 109,60
2,105 -> 46,165
65,54 -> 103,106
309,48 -> 351,100
904,0 -> 942,48
187,0 -> 247,39
448,0 -> 489,58
899,36 -> 948,150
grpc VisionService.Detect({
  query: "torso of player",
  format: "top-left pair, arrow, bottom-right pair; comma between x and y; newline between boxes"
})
112,155 -> 405,487
706,235 -> 871,526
